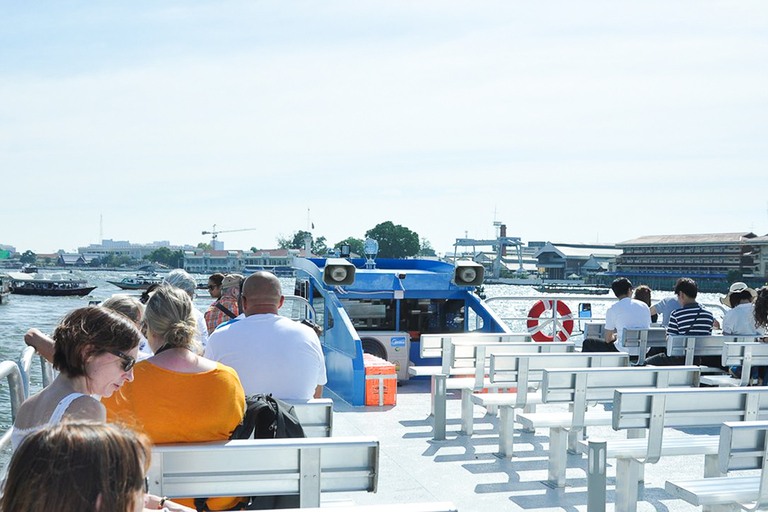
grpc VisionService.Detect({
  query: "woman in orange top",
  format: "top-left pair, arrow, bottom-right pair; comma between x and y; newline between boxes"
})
104,284 -> 245,511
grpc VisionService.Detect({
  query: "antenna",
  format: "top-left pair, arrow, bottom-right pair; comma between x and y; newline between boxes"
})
99,214 -> 103,243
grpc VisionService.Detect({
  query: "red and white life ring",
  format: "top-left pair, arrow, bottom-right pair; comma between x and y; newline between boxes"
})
526,300 -> 574,342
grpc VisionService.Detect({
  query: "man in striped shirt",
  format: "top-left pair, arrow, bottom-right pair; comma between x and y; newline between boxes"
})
646,277 -> 716,366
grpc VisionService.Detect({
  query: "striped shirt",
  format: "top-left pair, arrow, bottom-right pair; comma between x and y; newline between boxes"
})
666,302 -> 714,336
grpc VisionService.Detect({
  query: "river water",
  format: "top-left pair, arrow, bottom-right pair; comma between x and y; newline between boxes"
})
0,270 -> 725,461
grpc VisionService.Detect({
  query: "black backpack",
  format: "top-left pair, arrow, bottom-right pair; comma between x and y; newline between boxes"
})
194,394 -> 306,511
232,394 -> 306,440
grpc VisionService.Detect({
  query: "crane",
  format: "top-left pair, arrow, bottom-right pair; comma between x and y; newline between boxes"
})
201,224 -> 258,241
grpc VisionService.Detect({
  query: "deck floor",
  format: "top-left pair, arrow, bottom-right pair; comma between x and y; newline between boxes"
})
328,379 -> 708,511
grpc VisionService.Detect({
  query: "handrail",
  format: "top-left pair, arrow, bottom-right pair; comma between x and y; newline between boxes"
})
18,346 -> 55,397
280,294 -> 317,322
0,360 -> 25,423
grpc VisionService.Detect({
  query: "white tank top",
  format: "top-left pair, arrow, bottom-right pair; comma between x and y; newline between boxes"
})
10,392 -> 88,450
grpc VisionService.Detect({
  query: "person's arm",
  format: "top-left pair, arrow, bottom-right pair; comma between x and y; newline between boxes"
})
604,330 -> 617,343
24,328 -> 56,363
65,396 -> 107,422
144,494 -> 195,511
314,385 -> 323,398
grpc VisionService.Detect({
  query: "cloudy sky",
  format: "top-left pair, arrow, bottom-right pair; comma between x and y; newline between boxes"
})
2,1 -> 766,255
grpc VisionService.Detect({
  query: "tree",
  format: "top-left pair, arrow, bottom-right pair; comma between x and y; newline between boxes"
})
20,250 -> 36,264
365,221 -> 420,259
334,237 -> 365,256
418,237 -> 436,257
277,230 -> 312,250
197,242 -> 213,251
312,236 -> 328,255
144,248 -> 184,268
250,246 -> 259,253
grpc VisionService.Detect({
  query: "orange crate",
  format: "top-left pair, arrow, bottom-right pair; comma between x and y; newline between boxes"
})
364,354 -> 397,406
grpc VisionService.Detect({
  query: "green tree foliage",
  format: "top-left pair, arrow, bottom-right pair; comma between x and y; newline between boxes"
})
278,231 -> 327,254
365,221 -> 420,259
250,246 -> 259,253
197,242 -> 213,251
418,237 -> 436,257
20,250 -> 36,264
334,237 -> 365,256
313,236 -> 328,255
145,247 -> 184,267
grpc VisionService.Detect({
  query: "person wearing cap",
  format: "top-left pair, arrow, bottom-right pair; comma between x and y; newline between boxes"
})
204,274 -> 243,334
721,282 -> 764,336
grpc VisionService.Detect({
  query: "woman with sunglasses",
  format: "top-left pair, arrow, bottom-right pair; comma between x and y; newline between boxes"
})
2,421 -> 193,511
12,307 -> 141,450
104,284 -> 245,511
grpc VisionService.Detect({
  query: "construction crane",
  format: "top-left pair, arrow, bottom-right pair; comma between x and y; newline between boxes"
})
201,224 -> 258,241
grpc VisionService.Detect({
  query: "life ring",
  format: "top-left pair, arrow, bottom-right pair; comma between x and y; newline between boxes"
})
526,300 -> 574,342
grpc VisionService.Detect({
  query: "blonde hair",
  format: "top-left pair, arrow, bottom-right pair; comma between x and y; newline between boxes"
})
102,294 -> 144,325
144,284 -> 200,352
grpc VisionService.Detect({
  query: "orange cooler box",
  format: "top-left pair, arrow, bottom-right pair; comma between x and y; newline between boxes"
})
364,354 -> 397,406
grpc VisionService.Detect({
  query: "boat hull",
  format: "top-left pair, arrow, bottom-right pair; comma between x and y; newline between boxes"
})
11,286 -> 97,297
107,281 -> 154,290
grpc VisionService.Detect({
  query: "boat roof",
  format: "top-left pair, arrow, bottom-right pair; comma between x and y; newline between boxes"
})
6,272 -> 86,283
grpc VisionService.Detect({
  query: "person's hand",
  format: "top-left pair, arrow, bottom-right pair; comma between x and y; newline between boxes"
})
144,493 -> 195,511
24,328 -> 45,349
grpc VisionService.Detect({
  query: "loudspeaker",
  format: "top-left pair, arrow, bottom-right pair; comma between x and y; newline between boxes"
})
452,260 -> 484,286
323,258 -> 356,286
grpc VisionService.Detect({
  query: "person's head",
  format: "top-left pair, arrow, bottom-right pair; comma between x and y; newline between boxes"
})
1,422 -> 150,512
674,277 -> 698,303
143,284 -> 200,353
102,294 -> 144,328
241,271 -> 283,316
139,283 -> 160,305
754,287 -> 768,329
207,273 -> 225,299
611,277 -> 633,298
163,269 -> 197,299
221,273 -> 244,300
52,307 -> 140,396
720,282 -> 757,309
633,285 -> 652,307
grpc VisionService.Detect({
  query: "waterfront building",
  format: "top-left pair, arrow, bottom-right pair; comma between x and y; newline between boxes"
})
183,248 -> 311,274
78,239 -> 195,261
533,242 -> 621,280
610,232 -> 761,292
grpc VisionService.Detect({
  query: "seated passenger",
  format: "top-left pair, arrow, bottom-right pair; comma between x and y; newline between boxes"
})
103,284 -> 245,511
205,273 -> 242,333
582,277 -> 651,357
633,285 -> 658,323
2,421 -> 192,511
645,277 -> 717,367
12,307 -> 141,450
205,272 -> 327,400
163,269 -> 209,349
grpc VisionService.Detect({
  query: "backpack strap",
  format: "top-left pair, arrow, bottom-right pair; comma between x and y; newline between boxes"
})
215,302 -> 237,319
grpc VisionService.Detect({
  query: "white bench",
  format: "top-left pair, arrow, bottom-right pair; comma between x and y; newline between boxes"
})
582,387 -> 768,512
148,436 -> 379,508
664,335 -> 762,383
281,502 -> 458,512
470,352 -> 629,456
621,327 -> 667,364
666,420 -> 768,511
286,398 -> 334,437
711,342 -> 768,387
516,366 -> 700,488
431,340 -> 574,440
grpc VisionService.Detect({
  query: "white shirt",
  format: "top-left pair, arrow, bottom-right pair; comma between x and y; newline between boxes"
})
193,308 -> 209,348
722,303 -> 765,336
205,313 -> 327,400
605,297 -> 652,355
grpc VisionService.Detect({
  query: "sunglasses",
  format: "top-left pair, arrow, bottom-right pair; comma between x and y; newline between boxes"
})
207,284 -> 219,290
110,350 -> 136,372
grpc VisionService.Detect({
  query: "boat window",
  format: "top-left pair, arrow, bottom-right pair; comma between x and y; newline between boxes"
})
341,299 -> 395,331
398,299 -> 465,334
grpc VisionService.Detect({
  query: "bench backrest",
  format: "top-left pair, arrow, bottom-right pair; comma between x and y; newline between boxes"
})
621,328 -> 667,364
542,366 -> 700,429
721,343 -> 768,387
285,398 -> 334,437
420,333 -> 531,359
584,322 -> 606,340
488,352 -> 629,407
667,335 -> 763,365
444,340 -> 574,375
719,420 -> 768,508
613,387 -> 768,463
148,437 -> 379,508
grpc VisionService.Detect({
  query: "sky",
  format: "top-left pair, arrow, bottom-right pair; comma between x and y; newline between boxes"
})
1,1 -> 767,255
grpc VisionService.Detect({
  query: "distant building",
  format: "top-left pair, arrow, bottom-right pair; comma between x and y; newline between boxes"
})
610,232 -> 761,291
533,242 -> 621,280
183,248 -> 311,274
78,239 -> 195,261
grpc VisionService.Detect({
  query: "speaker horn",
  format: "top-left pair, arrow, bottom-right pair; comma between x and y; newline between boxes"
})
453,260 -> 484,286
323,258 -> 356,286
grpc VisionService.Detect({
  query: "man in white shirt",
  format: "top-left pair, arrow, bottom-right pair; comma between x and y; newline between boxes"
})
205,271 -> 327,400
582,277 -> 651,356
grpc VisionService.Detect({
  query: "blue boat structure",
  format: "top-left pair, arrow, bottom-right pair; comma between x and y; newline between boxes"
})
292,257 -> 509,406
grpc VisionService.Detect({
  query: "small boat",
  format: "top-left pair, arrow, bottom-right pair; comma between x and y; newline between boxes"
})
0,274 -> 10,304
107,274 -> 163,290
534,282 -> 610,295
8,272 -> 96,297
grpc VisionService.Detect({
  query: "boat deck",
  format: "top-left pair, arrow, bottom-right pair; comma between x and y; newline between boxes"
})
328,378 -> 706,511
